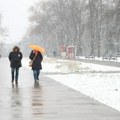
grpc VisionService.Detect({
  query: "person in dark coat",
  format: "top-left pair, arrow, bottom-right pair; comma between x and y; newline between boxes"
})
9,46 -> 23,84
29,50 -> 43,82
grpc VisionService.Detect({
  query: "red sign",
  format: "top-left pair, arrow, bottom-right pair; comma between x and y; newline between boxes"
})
67,46 -> 74,53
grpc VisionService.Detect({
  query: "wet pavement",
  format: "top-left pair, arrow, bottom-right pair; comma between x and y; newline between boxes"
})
1,58 -> 120,120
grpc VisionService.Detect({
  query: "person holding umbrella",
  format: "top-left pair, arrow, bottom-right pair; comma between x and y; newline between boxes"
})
9,46 -> 23,84
29,45 -> 43,82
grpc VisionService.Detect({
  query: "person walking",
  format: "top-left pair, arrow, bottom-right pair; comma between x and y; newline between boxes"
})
29,50 -> 43,82
9,46 -> 23,84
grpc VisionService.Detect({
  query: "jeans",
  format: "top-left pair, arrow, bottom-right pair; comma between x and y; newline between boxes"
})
33,70 -> 40,81
11,67 -> 19,81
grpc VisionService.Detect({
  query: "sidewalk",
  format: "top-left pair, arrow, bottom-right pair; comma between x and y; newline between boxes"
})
0,58 -> 120,120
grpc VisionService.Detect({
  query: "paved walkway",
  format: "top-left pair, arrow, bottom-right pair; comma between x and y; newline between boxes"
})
0,58 -> 120,120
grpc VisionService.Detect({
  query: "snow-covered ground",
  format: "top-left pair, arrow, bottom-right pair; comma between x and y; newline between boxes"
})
23,57 -> 120,112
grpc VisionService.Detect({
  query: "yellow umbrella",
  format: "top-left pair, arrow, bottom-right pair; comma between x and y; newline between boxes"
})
29,44 -> 45,53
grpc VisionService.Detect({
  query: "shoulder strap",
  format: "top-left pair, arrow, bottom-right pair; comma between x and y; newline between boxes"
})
32,54 -> 37,62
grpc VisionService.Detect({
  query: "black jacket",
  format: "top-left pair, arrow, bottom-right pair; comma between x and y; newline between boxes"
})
29,51 -> 43,70
9,51 -> 22,68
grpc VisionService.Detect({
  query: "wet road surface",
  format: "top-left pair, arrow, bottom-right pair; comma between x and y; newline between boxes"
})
0,58 -> 120,120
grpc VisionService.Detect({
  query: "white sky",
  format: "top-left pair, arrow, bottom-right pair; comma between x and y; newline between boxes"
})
0,0 -> 40,43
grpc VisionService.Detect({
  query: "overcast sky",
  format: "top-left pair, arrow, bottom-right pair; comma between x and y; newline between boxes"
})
0,0 -> 39,43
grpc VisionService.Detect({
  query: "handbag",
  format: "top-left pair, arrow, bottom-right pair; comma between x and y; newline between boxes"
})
29,55 -> 37,67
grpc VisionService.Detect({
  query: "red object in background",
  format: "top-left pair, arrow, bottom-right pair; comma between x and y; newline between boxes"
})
59,45 -> 75,58
59,45 -> 66,52
66,46 -> 75,59
67,46 -> 74,53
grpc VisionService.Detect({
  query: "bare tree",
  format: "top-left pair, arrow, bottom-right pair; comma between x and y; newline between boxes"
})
24,0 -> 120,57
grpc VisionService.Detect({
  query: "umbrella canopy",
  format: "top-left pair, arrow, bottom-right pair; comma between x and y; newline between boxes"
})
29,44 -> 45,53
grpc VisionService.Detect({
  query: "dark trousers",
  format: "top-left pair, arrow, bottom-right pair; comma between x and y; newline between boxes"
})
11,67 -> 19,81
33,70 -> 40,81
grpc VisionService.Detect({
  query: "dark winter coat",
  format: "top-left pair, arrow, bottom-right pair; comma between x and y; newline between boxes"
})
29,51 -> 43,70
9,51 -> 22,68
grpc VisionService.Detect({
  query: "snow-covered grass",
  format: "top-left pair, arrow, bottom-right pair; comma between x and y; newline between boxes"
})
41,57 -> 120,73
23,57 -> 120,112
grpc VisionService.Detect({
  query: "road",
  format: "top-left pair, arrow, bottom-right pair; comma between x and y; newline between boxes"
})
78,59 -> 120,67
